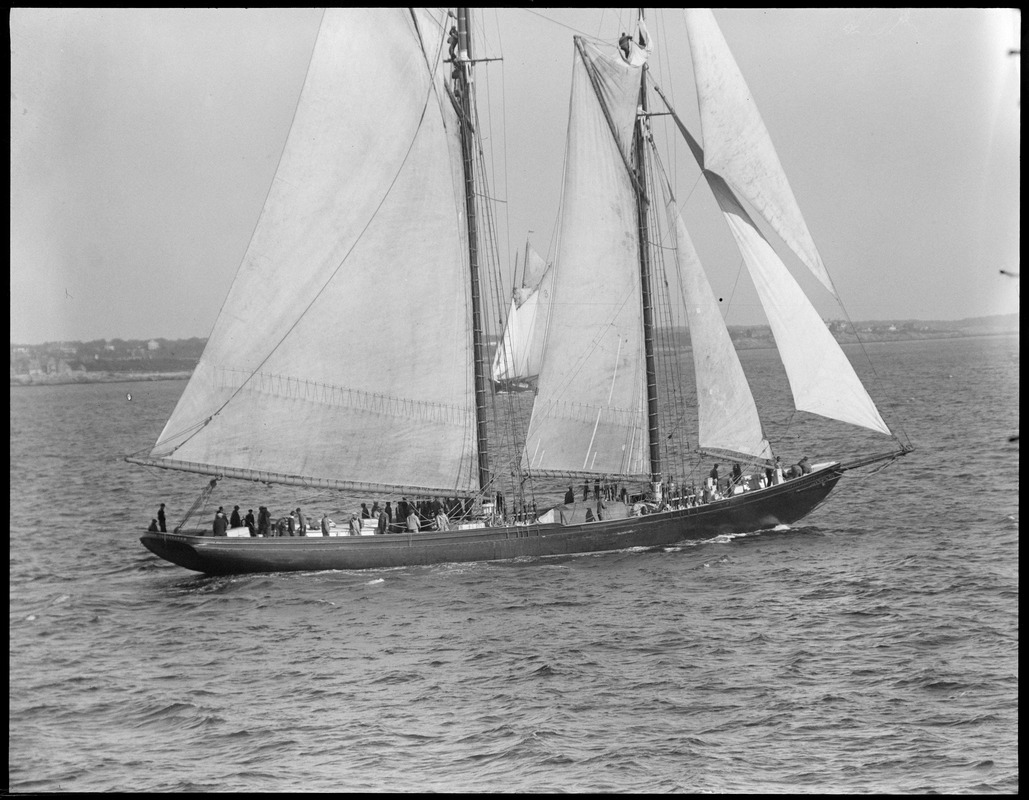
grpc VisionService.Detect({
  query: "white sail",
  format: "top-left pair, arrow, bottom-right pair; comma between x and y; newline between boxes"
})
684,8 -> 835,295
655,161 -> 773,462
519,243 -> 550,295
522,38 -> 649,479
492,243 -> 552,385
707,173 -> 892,435
146,9 -> 479,496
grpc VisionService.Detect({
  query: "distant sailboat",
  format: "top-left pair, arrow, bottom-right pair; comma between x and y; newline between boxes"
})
130,8 -> 910,575
491,239 -> 551,393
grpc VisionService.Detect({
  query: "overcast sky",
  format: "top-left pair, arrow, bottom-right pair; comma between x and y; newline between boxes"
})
10,8 -> 1021,345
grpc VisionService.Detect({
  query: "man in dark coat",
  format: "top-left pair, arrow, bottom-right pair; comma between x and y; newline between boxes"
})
212,507 -> 228,536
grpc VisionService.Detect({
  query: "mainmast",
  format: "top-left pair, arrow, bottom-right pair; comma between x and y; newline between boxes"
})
631,13 -> 663,500
454,7 -> 492,496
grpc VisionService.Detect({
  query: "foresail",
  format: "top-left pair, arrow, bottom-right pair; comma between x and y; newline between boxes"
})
707,173 -> 892,436
522,38 -> 649,480
148,9 -> 480,496
656,160 -> 773,462
684,8 -> 835,295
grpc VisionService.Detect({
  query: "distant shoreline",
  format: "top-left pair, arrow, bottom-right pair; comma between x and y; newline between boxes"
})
9,371 -> 193,388
10,330 -> 1017,388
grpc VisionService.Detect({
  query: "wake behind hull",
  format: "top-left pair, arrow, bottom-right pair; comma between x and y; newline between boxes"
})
140,467 -> 843,575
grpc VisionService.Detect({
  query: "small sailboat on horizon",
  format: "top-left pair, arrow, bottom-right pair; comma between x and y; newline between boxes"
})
130,8 -> 910,575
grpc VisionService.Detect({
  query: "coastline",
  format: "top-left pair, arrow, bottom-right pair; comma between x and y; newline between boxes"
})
9,330 -> 1017,388
9,371 -> 193,388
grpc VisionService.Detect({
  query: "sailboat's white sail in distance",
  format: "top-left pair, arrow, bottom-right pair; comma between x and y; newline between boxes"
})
684,8 -> 835,295
708,173 -> 891,435
147,9 -> 479,496
656,164 -> 773,462
523,38 -> 649,479
492,244 -> 551,385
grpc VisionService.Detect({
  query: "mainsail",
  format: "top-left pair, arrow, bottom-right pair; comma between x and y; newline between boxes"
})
491,242 -> 552,386
137,9 -> 480,496
522,38 -> 649,480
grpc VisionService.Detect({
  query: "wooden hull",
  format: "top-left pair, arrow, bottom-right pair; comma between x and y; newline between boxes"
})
140,466 -> 843,575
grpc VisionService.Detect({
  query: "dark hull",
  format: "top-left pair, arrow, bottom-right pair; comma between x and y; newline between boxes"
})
141,466 -> 843,575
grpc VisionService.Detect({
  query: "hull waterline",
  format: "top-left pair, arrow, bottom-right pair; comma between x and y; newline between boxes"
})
140,466 -> 843,575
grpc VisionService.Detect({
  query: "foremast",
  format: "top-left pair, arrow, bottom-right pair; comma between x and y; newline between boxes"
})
631,13 -> 663,501
453,7 -> 492,496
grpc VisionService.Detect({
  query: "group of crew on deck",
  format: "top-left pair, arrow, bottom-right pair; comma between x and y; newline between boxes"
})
668,455 -> 812,509
146,459 -> 816,534
147,496 -> 494,538
553,456 -> 814,518
241,497 -> 476,537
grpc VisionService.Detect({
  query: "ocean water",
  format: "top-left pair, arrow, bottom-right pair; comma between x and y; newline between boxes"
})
9,335 -> 1018,793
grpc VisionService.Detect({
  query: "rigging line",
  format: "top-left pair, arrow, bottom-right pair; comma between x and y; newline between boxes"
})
646,147 -> 693,479
159,24 -> 449,457
648,140 -> 703,448
474,129 -> 523,492
518,7 -> 605,39
466,28 -> 527,500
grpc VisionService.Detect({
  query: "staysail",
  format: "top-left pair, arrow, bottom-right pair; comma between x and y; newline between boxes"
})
138,9 -> 480,496
653,156 -> 773,462
522,38 -> 649,479
707,173 -> 891,435
491,242 -> 552,385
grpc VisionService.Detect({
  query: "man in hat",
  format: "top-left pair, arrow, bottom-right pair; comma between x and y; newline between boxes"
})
212,507 -> 228,537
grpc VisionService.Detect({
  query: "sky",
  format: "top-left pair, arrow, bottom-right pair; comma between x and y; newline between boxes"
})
9,8 -> 1021,345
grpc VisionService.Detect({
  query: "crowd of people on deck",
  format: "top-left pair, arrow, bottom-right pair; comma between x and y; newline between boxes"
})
146,457 -> 818,535
651,455 -> 813,511
550,456 -> 815,517
148,496 -> 510,538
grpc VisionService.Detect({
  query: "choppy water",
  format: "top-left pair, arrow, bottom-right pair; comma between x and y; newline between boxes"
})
9,335 -> 1018,792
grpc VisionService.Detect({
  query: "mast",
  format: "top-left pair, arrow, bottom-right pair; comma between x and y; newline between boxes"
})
455,7 -> 492,495
632,14 -> 662,499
